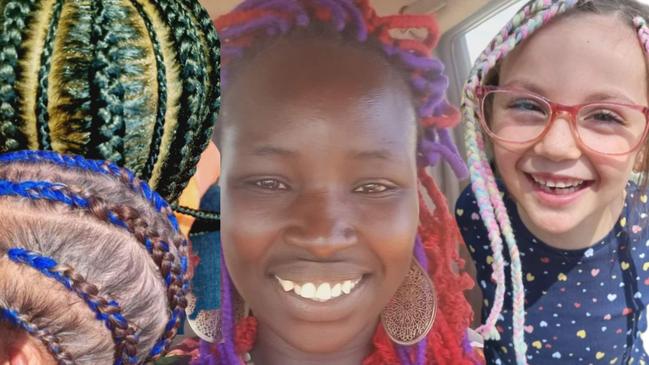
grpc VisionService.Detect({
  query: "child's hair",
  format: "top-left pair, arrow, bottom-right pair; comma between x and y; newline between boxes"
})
461,0 -> 649,363
0,150 -> 190,364
203,1 -> 477,364
0,0 -> 220,202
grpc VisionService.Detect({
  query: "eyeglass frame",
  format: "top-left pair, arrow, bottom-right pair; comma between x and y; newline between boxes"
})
475,85 -> 649,156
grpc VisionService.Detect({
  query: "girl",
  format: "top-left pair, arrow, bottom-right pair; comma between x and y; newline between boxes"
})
457,0 -> 649,363
0,150 -> 190,364
187,0 -> 479,364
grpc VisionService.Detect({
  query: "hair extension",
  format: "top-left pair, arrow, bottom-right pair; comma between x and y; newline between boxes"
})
0,150 -> 189,364
199,1 -> 476,364
0,0 -> 220,203
460,0 -> 649,363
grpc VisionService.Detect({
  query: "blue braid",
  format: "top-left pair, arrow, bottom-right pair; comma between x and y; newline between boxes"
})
0,307 -> 74,365
6,248 -> 137,365
0,150 -> 189,359
0,150 -> 179,231
0,180 -> 178,286
4,151 -> 192,278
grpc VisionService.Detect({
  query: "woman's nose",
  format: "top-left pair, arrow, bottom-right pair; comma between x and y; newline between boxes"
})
283,190 -> 358,258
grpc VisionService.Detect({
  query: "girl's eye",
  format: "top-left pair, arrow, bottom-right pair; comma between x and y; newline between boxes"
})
353,183 -> 392,194
508,99 -> 546,114
253,179 -> 288,191
583,109 -> 626,125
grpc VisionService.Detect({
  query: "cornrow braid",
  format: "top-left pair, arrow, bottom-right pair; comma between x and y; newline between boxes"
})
204,1 -> 476,364
0,176 -> 188,360
460,1 -> 649,364
0,0 -> 37,151
6,248 -> 139,365
0,150 -> 190,362
0,0 -> 220,202
0,307 -> 76,365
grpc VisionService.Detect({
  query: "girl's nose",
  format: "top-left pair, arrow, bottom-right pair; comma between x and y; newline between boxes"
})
532,114 -> 583,161
283,190 -> 358,258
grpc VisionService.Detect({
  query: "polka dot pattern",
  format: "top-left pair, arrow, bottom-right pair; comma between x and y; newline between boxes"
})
456,182 -> 649,364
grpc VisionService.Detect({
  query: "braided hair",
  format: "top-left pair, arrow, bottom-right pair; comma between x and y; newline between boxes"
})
0,150 -> 190,364
0,0 -> 220,202
460,0 -> 649,363
196,1 -> 477,364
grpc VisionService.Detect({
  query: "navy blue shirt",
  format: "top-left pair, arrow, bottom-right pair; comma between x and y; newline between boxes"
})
456,182 -> 649,364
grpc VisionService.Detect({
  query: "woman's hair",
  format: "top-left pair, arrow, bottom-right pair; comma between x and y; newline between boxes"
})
0,150 -> 190,364
0,0 -> 220,202
461,0 -> 649,363
200,1 -> 477,364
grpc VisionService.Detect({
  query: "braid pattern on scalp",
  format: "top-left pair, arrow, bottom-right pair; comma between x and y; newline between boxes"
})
5,248 -> 139,365
128,0 -> 168,182
178,0 -> 222,186
151,0 -> 209,201
0,150 -> 189,360
90,0 -> 150,165
0,307 -> 76,365
456,0 -> 649,364
35,0 -> 64,150
0,0 -> 37,152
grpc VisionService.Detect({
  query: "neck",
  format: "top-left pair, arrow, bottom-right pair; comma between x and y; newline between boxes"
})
518,192 -> 626,251
250,321 -> 375,365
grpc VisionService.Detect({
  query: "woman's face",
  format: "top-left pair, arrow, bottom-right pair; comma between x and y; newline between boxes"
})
219,39 -> 420,356
491,14 -> 647,248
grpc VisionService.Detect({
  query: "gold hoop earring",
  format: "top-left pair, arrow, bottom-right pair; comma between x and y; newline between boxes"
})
381,259 -> 437,346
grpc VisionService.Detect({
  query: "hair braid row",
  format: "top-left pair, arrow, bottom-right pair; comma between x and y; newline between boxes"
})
0,0 -> 37,151
0,307 -> 76,365
35,0 -> 64,150
128,0 -> 168,182
6,248 -> 140,364
152,0 -> 208,200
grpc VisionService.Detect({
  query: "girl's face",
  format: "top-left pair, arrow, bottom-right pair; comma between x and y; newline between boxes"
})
219,40 -> 419,356
493,14 -> 647,248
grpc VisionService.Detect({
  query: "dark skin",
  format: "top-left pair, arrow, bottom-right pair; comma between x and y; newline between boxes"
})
218,38 -> 421,365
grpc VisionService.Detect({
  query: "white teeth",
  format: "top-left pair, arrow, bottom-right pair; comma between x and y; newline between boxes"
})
531,175 -> 584,189
341,280 -> 353,294
301,283 -> 316,299
275,276 -> 361,302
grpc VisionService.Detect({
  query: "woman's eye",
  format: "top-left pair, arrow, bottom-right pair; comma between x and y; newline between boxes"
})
353,183 -> 392,194
253,179 -> 288,191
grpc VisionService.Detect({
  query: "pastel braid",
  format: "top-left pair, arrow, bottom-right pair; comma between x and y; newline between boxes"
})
457,1 -> 649,364
5,248 -> 139,365
0,307 -> 75,365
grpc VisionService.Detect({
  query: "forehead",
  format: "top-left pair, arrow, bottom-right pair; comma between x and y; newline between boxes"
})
220,39 -> 417,151
500,13 -> 647,102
